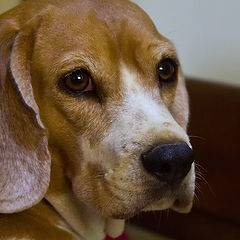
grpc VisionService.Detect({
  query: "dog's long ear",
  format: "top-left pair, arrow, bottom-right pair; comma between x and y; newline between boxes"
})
0,16 -> 51,213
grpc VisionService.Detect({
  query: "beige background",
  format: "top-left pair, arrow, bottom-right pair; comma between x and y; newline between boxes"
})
1,0 -> 239,86
0,0 -> 20,14
130,0 -> 240,86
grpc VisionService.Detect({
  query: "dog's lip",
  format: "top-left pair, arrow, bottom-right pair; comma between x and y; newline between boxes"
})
170,198 -> 193,213
142,195 -> 193,214
142,197 -> 174,212
141,181 -> 194,213
108,194 -> 193,219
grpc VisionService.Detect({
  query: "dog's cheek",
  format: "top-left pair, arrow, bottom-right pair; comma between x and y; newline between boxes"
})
170,77 -> 189,130
161,81 -> 178,108
71,163 -> 114,216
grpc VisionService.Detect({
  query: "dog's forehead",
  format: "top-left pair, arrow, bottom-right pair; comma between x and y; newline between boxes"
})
38,0 -> 172,51
57,0 -> 159,34
34,1 -> 177,82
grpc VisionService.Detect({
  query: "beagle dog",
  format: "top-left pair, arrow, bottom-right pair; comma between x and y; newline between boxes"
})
0,0 -> 195,239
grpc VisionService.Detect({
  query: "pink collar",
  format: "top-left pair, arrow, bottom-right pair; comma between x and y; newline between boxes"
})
105,232 -> 129,240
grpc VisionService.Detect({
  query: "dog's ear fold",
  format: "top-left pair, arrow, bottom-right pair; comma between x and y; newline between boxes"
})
0,17 -> 51,213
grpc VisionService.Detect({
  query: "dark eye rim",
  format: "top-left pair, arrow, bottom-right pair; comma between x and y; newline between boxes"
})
58,68 -> 94,97
157,57 -> 179,86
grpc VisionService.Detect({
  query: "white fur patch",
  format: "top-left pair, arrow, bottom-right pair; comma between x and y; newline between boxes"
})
106,219 -> 125,238
81,66 -> 190,168
102,66 -> 190,156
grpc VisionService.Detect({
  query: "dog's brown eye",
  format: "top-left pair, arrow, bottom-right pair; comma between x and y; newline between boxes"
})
62,69 -> 93,93
158,58 -> 178,84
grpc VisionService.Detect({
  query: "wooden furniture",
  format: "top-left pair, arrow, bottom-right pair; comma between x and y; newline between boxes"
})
131,79 -> 240,240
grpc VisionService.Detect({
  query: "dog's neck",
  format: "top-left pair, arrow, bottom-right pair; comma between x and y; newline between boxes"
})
45,186 -> 125,240
45,147 -> 124,240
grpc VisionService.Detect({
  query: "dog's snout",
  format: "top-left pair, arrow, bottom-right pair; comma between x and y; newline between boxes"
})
141,142 -> 194,185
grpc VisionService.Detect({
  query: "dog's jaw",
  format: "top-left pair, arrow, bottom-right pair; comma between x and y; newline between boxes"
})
46,183 -> 125,240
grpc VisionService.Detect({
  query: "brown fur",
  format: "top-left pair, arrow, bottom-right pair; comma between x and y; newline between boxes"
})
0,0 -> 195,239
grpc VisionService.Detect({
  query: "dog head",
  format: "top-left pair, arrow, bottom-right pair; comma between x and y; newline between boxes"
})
0,0 -> 195,219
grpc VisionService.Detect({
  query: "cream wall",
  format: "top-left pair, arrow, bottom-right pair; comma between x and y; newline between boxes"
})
131,0 -> 240,86
0,0 -> 21,14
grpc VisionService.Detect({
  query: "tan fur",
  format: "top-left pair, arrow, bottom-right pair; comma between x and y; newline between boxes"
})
0,0 -> 195,239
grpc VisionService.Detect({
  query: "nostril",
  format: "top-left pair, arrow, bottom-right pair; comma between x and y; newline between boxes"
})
160,162 -> 171,174
153,162 -> 173,182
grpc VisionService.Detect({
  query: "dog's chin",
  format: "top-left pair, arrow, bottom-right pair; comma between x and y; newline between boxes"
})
143,196 -> 193,214
101,187 -> 194,219
73,187 -> 194,220
72,165 -> 195,220
74,189 -> 193,220
101,195 -> 193,219
96,195 -> 163,219
104,208 -> 143,220
142,184 -> 195,214
170,190 -> 194,214
142,197 -> 175,212
87,193 -> 169,219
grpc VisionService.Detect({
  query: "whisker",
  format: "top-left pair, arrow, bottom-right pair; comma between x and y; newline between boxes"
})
194,192 -> 200,203
195,163 -> 207,173
195,163 -> 216,198
189,135 -> 206,141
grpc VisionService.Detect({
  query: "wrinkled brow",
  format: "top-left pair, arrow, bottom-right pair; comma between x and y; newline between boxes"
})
48,53 -> 97,79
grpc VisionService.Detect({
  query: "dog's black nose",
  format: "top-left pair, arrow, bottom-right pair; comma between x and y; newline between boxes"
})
141,141 -> 194,185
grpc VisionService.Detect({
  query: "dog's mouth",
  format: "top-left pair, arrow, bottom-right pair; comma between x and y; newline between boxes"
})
100,188 -> 193,220
143,187 -> 194,214
97,172 -> 194,219
97,158 -> 195,219
72,160 -> 195,220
